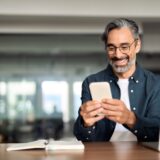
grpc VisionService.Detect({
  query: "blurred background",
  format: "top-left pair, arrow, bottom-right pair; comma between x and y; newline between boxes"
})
0,0 -> 160,142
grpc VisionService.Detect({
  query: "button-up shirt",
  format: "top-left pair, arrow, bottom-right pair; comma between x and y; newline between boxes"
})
73,64 -> 160,142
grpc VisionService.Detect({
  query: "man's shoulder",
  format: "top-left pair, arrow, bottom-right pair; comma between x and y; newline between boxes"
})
143,68 -> 160,80
84,68 -> 108,82
142,68 -> 160,86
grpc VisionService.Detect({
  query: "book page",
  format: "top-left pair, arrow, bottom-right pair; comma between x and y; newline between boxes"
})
46,140 -> 84,151
6,139 -> 48,151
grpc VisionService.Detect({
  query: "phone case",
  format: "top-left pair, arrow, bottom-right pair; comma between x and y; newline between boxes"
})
89,82 -> 112,101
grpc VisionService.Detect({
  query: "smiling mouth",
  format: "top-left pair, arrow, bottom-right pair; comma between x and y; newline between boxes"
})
112,57 -> 129,66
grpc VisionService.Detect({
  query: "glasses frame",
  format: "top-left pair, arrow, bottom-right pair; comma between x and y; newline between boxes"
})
106,39 -> 138,55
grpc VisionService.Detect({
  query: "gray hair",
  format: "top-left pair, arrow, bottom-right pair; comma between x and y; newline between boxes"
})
102,18 -> 140,45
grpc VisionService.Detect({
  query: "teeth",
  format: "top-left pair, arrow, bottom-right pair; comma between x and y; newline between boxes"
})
120,59 -> 125,62
115,58 -> 127,65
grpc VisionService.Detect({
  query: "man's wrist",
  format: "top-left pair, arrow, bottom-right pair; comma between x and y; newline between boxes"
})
126,111 -> 137,128
81,117 -> 94,128
84,122 -> 93,128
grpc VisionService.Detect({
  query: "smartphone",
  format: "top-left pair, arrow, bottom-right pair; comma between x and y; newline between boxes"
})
89,82 -> 112,101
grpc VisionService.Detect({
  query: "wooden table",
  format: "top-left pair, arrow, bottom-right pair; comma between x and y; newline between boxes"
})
0,142 -> 160,160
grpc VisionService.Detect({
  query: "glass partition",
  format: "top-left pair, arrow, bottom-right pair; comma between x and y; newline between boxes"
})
73,81 -> 82,119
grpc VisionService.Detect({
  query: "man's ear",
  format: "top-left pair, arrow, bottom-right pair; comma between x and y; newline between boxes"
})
135,39 -> 141,54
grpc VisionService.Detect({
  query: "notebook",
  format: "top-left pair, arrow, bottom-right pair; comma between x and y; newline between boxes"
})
141,131 -> 160,152
6,139 -> 84,151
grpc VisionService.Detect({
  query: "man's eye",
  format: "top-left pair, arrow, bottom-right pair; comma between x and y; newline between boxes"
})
121,46 -> 129,50
108,47 -> 115,51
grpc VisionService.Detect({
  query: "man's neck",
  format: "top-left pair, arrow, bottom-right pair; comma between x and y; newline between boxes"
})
114,64 -> 136,79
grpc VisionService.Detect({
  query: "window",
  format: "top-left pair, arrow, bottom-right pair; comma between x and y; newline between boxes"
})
7,80 -> 36,121
0,82 -> 6,119
41,81 -> 69,122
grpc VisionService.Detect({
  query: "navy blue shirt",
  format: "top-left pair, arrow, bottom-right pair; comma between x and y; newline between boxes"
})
73,64 -> 160,142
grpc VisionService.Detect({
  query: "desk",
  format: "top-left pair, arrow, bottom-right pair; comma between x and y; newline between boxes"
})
0,142 -> 160,160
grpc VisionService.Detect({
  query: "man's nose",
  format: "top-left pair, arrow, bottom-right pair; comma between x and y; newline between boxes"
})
114,47 -> 122,57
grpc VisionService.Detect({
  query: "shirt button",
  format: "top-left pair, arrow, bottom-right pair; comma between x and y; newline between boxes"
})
86,137 -> 89,140
136,80 -> 139,83
92,126 -> 95,129
133,107 -> 136,111
88,131 -> 91,134
131,90 -> 134,93
134,130 -> 138,134
109,80 -> 112,83
131,77 -> 134,79
144,136 -> 147,139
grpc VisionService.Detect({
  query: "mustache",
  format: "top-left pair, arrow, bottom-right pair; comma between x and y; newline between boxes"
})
111,56 -> 129,61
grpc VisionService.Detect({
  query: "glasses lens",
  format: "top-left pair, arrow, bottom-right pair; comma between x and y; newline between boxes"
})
119,46 -> 129,53
106,40 -> 137,54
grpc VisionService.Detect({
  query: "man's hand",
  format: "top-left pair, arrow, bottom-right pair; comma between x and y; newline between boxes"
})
101,99 -> 136,128
80,100 -> 105,127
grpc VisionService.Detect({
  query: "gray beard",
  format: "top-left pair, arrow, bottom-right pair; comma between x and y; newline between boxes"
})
109,57 -> 136,73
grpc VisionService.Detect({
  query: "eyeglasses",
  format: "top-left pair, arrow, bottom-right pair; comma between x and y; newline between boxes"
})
106,39 -> 138,55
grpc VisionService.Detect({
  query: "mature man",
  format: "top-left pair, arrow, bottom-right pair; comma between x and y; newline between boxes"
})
73,18 -> 160,142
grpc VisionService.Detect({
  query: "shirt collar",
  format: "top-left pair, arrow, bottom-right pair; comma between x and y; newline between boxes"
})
105,64 -> 119,81
105,63 -> 144,83
130,63 -> 144,83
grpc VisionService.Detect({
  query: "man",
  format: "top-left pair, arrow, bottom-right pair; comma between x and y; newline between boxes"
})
73,18 -> 160,142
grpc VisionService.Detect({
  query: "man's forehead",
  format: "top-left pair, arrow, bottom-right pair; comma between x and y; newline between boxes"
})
107,42 -> 130,46
107,27 -> 134,43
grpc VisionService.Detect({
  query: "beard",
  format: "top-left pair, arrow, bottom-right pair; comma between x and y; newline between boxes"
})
109,56 -> 136,73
